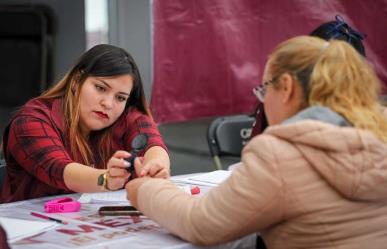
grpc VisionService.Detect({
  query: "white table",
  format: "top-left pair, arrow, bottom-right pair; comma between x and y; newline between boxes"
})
0,183 -> 256,248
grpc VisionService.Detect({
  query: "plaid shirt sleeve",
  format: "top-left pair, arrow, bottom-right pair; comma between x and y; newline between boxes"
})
7,116 -> 73,190
0,225 -> 10,249
126,113 -> 168,156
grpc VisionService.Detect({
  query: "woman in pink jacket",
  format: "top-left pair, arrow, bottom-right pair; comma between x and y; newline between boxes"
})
251,15 -> 367,138
126,36 -> 387,249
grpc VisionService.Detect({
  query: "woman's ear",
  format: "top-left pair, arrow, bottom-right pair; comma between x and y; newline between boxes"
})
278,73 -> 295,104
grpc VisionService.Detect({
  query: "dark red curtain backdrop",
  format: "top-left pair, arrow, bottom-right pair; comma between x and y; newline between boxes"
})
151,0 -> 387,124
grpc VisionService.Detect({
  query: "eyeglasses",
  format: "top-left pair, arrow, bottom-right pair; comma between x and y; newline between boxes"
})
253,77 -> 276,102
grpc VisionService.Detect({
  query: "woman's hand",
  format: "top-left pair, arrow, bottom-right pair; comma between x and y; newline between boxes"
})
135,157 -> 170,179
133,146 -> 170,179
125,177 -> 150,208
105,150 -> 132,190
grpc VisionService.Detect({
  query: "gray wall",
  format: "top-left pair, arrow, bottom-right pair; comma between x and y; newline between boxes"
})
108,0 -> 152,100
0,0 -> 232,174
106,1 -> 228,175
0,0 -> 86,83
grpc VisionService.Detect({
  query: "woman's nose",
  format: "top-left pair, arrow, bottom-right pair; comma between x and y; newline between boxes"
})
100,95 -> 114,109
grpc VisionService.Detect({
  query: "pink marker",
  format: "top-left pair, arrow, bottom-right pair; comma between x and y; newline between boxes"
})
44,197 -> 81,213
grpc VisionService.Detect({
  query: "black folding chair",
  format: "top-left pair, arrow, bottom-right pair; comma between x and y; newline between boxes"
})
207,114 -> 255,170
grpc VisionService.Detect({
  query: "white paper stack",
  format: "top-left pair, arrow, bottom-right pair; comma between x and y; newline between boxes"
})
78,185 -> 192,204
0,216 -> 58,243
78,189 -> 128,203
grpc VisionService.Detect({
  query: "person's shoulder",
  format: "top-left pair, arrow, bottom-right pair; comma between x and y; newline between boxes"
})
126,107 -> 149,116
23,98 -> 54,113
244,121 -> 329,158
14,98 -> 58,123
111,107 -> 152,132
263,120 -> 340,141
5,98 -> 58,139
245,131 -> 284,157
124,107 -> 152,123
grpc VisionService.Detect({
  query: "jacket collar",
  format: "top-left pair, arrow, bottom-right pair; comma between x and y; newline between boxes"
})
282,106 -> 352,127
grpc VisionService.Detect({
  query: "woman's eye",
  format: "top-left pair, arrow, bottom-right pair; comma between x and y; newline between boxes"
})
95,85 -> 105,92
116,95 -> 127,102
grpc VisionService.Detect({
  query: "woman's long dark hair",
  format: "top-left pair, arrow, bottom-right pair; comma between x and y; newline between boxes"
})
39,44 -> 150,167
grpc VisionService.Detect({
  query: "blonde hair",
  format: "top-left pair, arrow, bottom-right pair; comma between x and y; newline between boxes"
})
268,36 -> 387,142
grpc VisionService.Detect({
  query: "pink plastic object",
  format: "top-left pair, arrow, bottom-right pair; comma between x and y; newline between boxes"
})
190,186 -> 200,195
44,197 -> 81,213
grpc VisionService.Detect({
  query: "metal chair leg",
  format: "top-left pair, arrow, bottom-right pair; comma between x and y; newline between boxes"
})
213,156 -> 222,170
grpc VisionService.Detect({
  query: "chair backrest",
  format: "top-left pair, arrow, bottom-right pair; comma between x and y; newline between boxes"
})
0,4 -> 56,139
207,114 -> 255,170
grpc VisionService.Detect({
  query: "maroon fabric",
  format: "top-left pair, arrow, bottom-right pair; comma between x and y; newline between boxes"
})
0,225 -> 10,249
250,102 -> 267,138
0,98 -> 166,203
151,0 -> 387,124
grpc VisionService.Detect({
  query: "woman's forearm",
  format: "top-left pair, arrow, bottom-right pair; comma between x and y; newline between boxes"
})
144,146 -> 170,165
63,162 -> 106,192
143,146 -> 170,169
62,146 -> 169,193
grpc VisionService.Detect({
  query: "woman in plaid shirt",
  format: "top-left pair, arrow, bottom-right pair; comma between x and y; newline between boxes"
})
0,44 -> 170,203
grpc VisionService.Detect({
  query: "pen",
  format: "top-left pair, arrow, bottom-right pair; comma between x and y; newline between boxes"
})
31,211 -> 68,225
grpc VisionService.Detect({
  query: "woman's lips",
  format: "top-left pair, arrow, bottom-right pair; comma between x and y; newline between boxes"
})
94,111 -> 109,119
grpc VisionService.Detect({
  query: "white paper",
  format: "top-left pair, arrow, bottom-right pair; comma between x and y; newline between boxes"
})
0,216 -> 58,243
227,162 -> 242,171
78,190 -> 128,203
79,185 -> 192,203
174,170 -> 231,187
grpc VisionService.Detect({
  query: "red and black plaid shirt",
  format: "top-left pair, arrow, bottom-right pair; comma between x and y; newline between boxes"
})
0,225 -> 10,249
0,98 -> 167,203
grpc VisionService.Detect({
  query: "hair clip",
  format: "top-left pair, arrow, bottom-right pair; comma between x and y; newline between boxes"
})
44,197 -> 81,213
331,15 -> 367,41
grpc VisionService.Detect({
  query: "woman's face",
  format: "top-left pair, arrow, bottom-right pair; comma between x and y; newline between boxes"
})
262,62 -> 304,126
262,63 -> 284,125
78,74 -> 133,136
